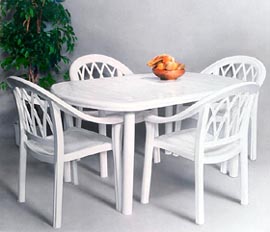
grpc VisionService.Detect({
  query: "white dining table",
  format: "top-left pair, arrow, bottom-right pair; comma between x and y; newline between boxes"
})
51,72 -> 242,215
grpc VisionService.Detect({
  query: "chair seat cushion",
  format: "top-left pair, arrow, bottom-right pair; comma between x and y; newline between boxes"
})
25,127 -> 112,161
155,128 -> 241,164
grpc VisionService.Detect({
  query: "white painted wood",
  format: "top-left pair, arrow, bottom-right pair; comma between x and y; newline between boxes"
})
51,72 -> 246,216
7,76 -> 124,228
122,113 -> 135,215
141,82 -> 258,224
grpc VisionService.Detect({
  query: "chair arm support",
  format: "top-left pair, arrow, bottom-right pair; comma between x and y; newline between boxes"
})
144,106 -> 199,124
7,76 -> 124,125
60,104 -> 124,125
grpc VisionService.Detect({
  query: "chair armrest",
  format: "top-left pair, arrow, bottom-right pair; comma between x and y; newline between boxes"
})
145,103 -> 201,124
56,101 -> 124,125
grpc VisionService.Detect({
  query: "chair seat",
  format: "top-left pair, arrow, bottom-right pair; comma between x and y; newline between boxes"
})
155,128 -> 241,164
26,127 -> 112,162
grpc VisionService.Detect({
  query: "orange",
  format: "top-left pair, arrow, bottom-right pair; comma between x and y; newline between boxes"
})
165,61 -> 175,71
156,62 -> 165,70
162,55 -> 174,64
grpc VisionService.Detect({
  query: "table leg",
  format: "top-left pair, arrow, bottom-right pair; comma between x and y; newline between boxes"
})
165,106 -> 173,155
99,111 -> 108,178
122,112 -> 135,215
63,114 -> 73,183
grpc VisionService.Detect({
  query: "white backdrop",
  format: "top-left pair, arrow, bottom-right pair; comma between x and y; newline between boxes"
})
0,0 -> 269,142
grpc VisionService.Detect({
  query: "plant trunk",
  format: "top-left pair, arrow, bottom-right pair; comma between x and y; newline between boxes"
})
28,65 -> 39,84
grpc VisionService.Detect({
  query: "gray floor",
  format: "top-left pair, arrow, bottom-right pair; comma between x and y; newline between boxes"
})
0,125 -> 269,232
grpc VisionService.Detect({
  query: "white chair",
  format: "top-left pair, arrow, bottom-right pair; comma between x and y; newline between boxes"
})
7,76 -> 123,229
176,56 -> 266,161
141,82 -> 259,225
69,54 -> 160,178
200,56 -> 266,162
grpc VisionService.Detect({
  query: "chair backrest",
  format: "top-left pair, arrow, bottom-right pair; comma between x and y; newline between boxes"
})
201,56 -> 266,86
7,76 -> 121,154
146,82 -> 259,153
7,77 -> 64,158
193,82 -> 259,151
69,54 -> 133,81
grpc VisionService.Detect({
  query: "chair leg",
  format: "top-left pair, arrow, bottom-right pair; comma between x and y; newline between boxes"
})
75,118 -> 82,128
152,108 -> 160,164
99,152 -> 108,178
53,161 -> 64,229
99,123 -> 108,178
195,162 -> 204,225
71,161 -> 79,185
112,124 -> 123,211
74,106 -> 83,128
165,106 -> 173,155
241,137 -> 249,205
64,114 -> 73,183
141,123 -> 155,204
228,155 -> 239,178
220,161 -> 228,174
64,162 -> 72,183
175,104 -> 183,132
153,123 -> 160,163
250,110 -> 257,161
18,143 -> 27,203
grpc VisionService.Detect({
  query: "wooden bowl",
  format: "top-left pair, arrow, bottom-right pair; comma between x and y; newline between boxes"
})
152,68 -> 185,80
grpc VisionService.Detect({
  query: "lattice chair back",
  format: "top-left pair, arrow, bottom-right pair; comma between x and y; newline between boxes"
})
195,83 -> 259,152
11,81 -> 57,146
201,56 -> 266,86
8,76 -> 121,152
69,54 -> 133,80
8,76 -> 124,228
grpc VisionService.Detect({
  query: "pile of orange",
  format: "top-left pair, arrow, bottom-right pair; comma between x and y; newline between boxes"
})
147,54 -> 185,71
147,54 -> 185,80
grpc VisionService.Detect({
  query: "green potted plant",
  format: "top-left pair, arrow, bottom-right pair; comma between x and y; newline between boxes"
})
0,0 -> 77,144
0,0 -> 77,90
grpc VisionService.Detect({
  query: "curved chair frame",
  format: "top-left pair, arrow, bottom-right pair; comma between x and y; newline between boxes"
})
175,56 -> 266,166
141,82 -> 259,225
8,76 -> 123,228
69,54 -> 160,178
69,54 -> 133,81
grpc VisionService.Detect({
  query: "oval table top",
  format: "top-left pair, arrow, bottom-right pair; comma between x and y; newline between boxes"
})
51,72 -> 243,112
